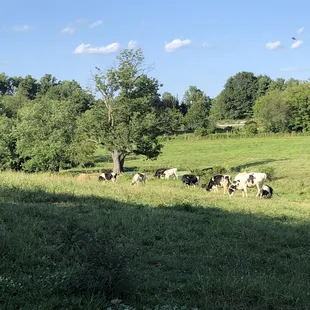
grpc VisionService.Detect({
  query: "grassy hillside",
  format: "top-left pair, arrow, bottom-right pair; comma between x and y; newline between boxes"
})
1,135 -> 310,309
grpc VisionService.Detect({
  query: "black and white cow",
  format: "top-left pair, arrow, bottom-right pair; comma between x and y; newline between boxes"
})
182,174 -> 200,187
131,172 -> 147,185
206,174 -> 232,194
99,172 -> 118,183
261,184 -> 273,199
154,168 -> 167,179
228,172 -> 267,198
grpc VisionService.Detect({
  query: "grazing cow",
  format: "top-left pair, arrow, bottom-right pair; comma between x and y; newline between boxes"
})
228,172 -> 267,198
154,168 -> 167,179
98,172 -> 118,183
163,168 -> 178,179
261,185 -> 273,199
182,174 -> 200,187
206,174 -> 232,194
131,173 -> 146,185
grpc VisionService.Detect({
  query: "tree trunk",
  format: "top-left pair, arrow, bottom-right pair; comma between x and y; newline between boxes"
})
120,154 -> 126,172
112,150 -> 126,174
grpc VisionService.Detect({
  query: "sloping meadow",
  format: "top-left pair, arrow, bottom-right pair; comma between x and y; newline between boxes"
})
0,135 -> 310,309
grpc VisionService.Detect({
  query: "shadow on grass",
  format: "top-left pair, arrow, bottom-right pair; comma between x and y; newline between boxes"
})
0,185 -> 309,310
231,158 -> 288,172
93,154 -> 112,164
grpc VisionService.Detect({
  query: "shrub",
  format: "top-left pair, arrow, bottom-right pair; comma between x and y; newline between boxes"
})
244,121 -> 258,135
194,127 -> 208,137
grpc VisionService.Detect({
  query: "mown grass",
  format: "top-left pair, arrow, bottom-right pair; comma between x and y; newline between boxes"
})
1,135 -> 310,309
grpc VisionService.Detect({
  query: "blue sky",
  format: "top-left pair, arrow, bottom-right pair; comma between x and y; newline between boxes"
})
1,0 -> 310,99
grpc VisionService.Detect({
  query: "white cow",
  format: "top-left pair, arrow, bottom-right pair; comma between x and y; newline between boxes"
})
228,172 -> 267,198
131,173 -> 147,185
162,168 -> 178,179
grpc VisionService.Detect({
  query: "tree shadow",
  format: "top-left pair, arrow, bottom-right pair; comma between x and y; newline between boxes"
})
0,185 -> 309,309
93,154 -> 112,163
231,158 -> 288,172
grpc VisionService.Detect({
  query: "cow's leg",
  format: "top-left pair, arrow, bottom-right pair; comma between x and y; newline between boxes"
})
223,185 -> 227,195
257,185 -> 263,198
242,186 -> 248,198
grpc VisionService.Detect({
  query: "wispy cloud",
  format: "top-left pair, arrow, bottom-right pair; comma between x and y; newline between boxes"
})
61,26 -> 75,34
13,24 -> 30,32
164,39 -> 191,52
296,26 -> 304,34
291,40 -> 303,49
89,20 -> 103,28
127,40 -> 138,49
202,42 -> 213,48
266,40 -> 281,50
280,66 -> 310,72
73,42 -> 121,55
60,19 -> 85,34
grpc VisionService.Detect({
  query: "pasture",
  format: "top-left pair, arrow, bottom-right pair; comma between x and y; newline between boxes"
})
1,135 -> 310,309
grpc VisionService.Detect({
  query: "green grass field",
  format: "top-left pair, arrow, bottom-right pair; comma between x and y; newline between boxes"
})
1,135 -> 310,309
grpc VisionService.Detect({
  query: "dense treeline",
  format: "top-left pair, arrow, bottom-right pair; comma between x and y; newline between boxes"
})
1,48 -> 310,173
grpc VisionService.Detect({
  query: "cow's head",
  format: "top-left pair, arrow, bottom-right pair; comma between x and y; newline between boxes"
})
206,179 -> 215,191
228,181 -> 238,196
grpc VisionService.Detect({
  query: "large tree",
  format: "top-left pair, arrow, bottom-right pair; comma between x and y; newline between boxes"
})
79,48 -> 163,174
15,97 -> 90,172
216,71 -> 258,119
182,86 -> 211,130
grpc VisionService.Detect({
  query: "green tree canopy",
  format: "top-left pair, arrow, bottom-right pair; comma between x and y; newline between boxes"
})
78,48 -> 163,173
216,71 -> 258,119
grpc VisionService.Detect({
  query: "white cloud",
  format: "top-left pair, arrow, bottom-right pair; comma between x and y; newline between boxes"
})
61,26 -> 75,34
297,26 -> 304,34
266,40 -> 281,50
128,40 -> 138,49
291,40 -> 303,49
89,20 -> 103,28
164,39 -> 191,52
73,42 -> 121,55
13,24 -> 30,32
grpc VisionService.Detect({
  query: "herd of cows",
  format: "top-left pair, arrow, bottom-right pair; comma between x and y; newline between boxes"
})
98,167 -> 274,199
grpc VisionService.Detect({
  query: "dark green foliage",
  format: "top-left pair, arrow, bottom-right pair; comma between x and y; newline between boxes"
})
15,97 -> 94,172
182,86 -> 211,131
244,120 -> 258,135
215,71 -> 258,119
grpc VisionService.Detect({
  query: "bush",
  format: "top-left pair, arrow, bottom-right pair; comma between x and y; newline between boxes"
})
244,121 -> 258,135
193,127 -> 208,137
